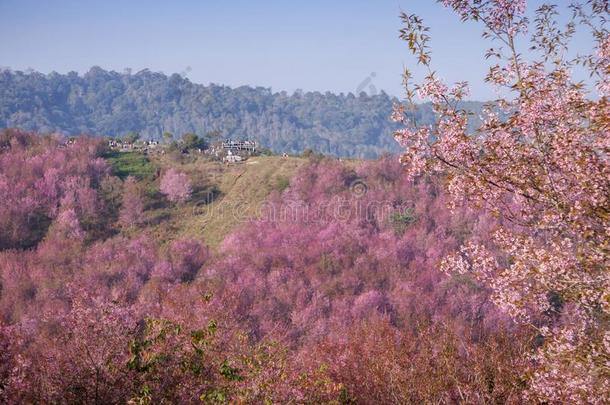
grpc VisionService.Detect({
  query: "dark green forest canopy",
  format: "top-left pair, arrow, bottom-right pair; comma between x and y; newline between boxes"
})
0,67 -> 484,158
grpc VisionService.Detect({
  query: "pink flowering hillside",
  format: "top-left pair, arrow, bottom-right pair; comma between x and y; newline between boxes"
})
0,129 -> 530,402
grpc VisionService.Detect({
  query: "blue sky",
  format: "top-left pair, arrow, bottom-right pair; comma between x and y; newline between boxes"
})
0,0 -> 594,100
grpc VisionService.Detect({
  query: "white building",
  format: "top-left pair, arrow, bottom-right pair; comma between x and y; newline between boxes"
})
223,149 -> 243,163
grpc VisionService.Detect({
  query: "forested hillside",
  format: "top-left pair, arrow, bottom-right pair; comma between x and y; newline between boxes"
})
0,67 -> 483,158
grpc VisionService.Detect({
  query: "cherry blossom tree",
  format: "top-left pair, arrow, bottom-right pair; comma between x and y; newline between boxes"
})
119,176 -> 145,228
53,208 -> 85,240
0,129 -> 108,249
160,168 -> 192,203
395,1 -> 609,402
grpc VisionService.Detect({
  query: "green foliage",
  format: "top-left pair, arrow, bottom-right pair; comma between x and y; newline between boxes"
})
390,207 -> 417,236
105,151 -> 156,180
0,68 -> 486,158
162,131 -> 173,144
167,141 -> 180,153
274,176 -> 290,192
123,131 -> 140,144
129,385 -> 153,405
258,147 -> 275,156
219,361 -> 243,381
181,132 -> 207,151
207,319 -> 218,335
128,318 -> 182,373
200,389 -> 227,403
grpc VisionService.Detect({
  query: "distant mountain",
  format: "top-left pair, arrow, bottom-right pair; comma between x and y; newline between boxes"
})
0,67 -> 484,158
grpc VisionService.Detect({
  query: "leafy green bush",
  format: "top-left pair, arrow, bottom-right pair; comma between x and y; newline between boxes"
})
390,207 -> 417,236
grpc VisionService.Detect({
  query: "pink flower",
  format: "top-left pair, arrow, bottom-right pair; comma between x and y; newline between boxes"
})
160,168 -> 192,203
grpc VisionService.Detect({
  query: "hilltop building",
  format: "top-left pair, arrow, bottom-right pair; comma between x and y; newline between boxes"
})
210,139 -> 258,162
223,150 -> 243,163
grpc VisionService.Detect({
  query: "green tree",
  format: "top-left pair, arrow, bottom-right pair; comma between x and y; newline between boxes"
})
205,130 -> 222,140
162,131 -> 173,144
123,132 -> 140,144
181,133 -> 206,151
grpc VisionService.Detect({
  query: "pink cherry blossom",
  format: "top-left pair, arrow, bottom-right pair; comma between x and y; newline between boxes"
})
160,168 -> 192,203
397,2 -> 610,402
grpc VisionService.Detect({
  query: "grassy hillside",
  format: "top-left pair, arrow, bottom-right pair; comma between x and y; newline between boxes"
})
104,150 -> 158,179
121,153 -> 309,249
